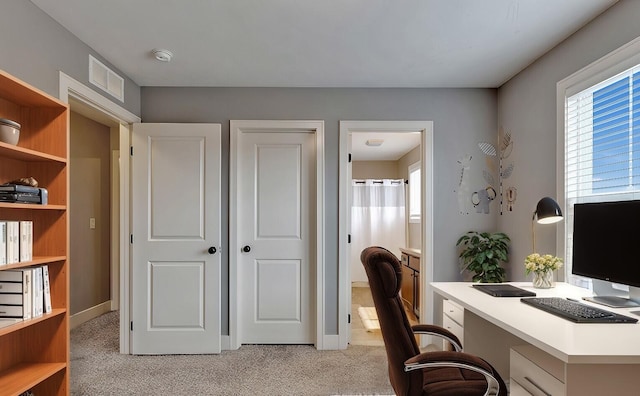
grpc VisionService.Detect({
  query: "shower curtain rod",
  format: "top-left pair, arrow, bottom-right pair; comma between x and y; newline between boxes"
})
353,179 -> 407,185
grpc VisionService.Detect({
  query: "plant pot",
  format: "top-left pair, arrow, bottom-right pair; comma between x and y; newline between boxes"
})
0,118 -> 20,146
532,270 -> 554,289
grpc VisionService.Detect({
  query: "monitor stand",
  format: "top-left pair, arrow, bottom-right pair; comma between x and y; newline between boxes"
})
583,295 -> 640,308
587,282 -> 640,308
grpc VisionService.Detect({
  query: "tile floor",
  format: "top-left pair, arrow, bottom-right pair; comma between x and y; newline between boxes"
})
350,284 -> 418,346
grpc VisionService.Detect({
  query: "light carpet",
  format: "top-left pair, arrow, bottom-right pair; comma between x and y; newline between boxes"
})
70,311 -> 394,395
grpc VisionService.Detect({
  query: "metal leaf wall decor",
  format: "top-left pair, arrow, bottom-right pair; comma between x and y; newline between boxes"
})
478,127 -> 515,214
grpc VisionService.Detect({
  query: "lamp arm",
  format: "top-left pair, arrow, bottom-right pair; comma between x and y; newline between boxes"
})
531,211 -> 537,253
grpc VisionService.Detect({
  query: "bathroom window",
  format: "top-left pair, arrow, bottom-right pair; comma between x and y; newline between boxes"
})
408,162 -> 421,223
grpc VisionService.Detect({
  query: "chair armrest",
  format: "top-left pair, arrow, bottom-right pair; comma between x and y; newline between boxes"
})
404,351 -> 502,396
411,324 -> 462,352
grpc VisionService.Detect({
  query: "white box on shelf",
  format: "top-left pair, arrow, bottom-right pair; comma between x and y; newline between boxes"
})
0,269 -> 31,319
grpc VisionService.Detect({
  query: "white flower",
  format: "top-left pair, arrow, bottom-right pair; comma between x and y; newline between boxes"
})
524,253 -> 563,275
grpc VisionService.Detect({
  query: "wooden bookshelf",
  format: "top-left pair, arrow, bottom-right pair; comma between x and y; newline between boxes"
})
0,69 -> 69,395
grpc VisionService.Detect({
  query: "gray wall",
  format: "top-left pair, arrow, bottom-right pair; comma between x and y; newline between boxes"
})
70,112 -> 112,314
352,161 -> 399,179
497,0 -> 640,281
141,87 -> 499,334
0,0 -> 140,116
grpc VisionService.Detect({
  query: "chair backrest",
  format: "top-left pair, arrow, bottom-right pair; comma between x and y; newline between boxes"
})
360,246 -> 422,395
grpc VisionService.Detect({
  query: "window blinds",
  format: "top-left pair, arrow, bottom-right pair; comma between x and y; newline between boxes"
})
565,66 -> 640,203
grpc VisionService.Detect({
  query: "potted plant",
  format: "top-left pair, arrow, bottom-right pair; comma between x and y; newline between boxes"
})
456,231 -> 510,283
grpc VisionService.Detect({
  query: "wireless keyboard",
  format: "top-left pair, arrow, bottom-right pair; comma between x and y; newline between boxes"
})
520,297 -> 638,323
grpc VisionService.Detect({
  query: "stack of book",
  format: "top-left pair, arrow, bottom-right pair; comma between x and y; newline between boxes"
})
0,220 -> 32,266
0,184 -> 46,204
0,266 -> 52,326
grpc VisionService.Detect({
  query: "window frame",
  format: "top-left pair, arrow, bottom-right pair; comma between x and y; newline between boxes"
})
557,36 -> 640,285
408,161 -> 421,223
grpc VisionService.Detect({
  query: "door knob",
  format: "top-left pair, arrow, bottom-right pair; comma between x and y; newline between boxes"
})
242,245 -> 251,253
208,247 -> 217,255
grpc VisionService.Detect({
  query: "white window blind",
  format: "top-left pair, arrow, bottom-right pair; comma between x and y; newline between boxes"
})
564,63 -> 640,285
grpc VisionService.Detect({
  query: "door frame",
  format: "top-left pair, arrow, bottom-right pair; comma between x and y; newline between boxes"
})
59,72 -> 140,353
338,121 -> 434,349
229,120 -> 325,349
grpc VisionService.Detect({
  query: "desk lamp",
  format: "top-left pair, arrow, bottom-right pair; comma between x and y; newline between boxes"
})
531,197 -> 563,252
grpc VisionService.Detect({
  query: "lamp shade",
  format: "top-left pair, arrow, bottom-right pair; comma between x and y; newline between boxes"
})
534,197 -> 563,224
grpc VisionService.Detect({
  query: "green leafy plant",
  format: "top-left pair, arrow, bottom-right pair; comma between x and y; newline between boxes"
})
456,231 -> 510,283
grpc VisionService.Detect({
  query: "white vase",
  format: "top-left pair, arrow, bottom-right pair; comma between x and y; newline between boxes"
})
533,270 -> 554,289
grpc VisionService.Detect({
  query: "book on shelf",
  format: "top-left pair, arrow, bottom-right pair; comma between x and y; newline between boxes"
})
0,317 -> 21,329
0,192 -> 41,204
0,269 -> 31,319
4,221 -> 19,264
0,184 -> 40,194
42,265 -> 52,313
0,221 -> 6,266
19,220 -> 32,262
31,266 -> 43,318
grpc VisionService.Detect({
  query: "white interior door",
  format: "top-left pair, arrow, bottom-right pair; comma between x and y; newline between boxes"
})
236,128 -> 315,344
131,123 -> 221,354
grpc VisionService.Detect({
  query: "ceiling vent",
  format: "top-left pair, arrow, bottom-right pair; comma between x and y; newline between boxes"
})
89,55 -> 124,102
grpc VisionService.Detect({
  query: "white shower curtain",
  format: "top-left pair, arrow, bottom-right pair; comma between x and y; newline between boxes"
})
350,179 -> 407,283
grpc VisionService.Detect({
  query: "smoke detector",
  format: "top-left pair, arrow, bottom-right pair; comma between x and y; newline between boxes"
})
152,48 -> 173,62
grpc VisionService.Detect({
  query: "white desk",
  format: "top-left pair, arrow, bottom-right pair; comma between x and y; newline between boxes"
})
432,282 -> 640,395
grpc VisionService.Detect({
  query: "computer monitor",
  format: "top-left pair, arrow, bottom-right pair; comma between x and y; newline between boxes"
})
572,200 -> 640,308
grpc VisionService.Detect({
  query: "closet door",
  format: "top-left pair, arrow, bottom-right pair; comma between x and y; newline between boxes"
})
131,123 -> 221,354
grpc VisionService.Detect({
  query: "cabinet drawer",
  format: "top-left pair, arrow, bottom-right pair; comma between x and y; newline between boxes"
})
442,314 -> 464,346
509,379 -> 534,396
510,347 -> 565,396
408,255 -> 420,271
443,299 -> 464,326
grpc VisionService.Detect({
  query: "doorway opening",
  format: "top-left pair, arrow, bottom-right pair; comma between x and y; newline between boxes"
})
59,72 -> 140,353
68,104 -> 119,329
338,121 -> 434,349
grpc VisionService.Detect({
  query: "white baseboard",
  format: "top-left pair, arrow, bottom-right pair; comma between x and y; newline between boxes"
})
70,300 -> 113,330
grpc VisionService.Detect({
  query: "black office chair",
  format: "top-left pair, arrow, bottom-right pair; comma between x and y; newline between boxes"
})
360,246 -> 507,396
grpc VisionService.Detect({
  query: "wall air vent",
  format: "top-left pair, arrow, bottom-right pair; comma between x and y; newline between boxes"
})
89,55 -> 124,102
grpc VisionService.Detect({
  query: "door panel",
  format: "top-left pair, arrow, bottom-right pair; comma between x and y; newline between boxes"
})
238,131 -> 315,344
256,259 -> 301,321
132,123 -> 221,354
149,138 -> 205,238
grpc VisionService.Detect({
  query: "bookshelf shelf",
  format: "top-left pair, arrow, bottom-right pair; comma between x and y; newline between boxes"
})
0,69 -> 69,395
2,256 -> 67,270
0,141 -> 67,163
0,362 -> 67,396
0,203 -> 66,210
0,309 -> 66,337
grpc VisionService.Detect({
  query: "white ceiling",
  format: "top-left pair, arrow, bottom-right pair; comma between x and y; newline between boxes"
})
30,0 -> 617,88
31,0 -> 617,161
352,132 -> 421,161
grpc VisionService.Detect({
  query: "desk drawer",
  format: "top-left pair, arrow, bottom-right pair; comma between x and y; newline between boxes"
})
442,314 -> 463,347
510,347 -> 565,396
509,379 -> 534,396
443,299 -> 464,326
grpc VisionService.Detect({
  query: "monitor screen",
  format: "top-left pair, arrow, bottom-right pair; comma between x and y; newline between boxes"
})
572,200 -> 640,288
